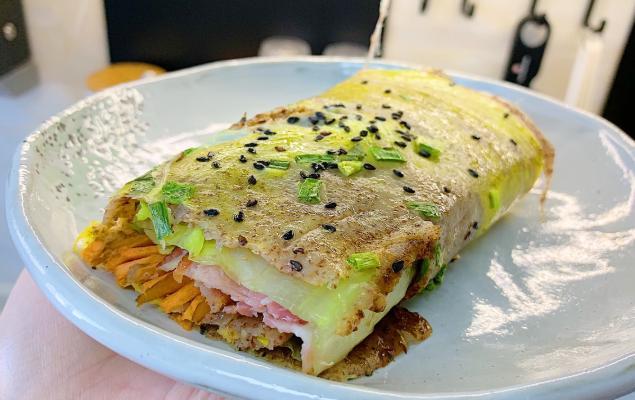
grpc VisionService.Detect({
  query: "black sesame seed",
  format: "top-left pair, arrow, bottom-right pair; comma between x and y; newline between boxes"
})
315,111 -> 325,120
233,211 -> 245,222
464,230 -> 471,240
403,186 -> 415,193
363,163 -> 376,170
394,141 -> 407,148
449,82 -> 456,87
325,118 -> 335,125
257,136 -> 269,140
472,221 -> 479,229
239,155 -> 247,163
356,104 -> 362,110
391,260 -> 405,273
468,168 -> 479,178
287,116 -> 299,124
325,202 -> 337,209
338,148 -> 348,155
308,173 -> 321,179
503,112 -> 510,119
367,125 -> 378,133
309,115 -> 319,125
290,260 -> 303,271
393,169 -> 404,178
300,171 -> 308,179
282,230 -> 294,240
322,224 -> 337,233
292,247 -> 305,254
238,235 -> 248,246
361,80 -> 368,85
400,135 -> 412,142
203,208 -> 219,216
471,135 -> 481,141
418,149 -> 431,158
351,136 -> 363,142
263,129 -> 276,135
384,89 -> 392,94
321,131 -> 332,137
247,148 -> 257,154
246,199 -> 258,207
196,156 -> 209,162
375,116 -> 386,121
443,186 -> 451,193
244,142 -> 258,147
326,149 -> 338,155
510,139 -> 517,146
374,133 -> 382,140
311,162 -> 325,172
355,114 -> 363,121
256,127 -> 265,132
342,125 -> 351,133
212,161 -> 221,169
275,146 -> 286,152
312,125 -> 320,131
314,135 -> 324,141
400,121 -> 411,130
360,130 -> 368,137
253,162 -> 265,170
248,175 -> 257,185
258,160 -> 270,166
325,162 -> 339,169
391,113 -> 401,120
382,104 -> 392,109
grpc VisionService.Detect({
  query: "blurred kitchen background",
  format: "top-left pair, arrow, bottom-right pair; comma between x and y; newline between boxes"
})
1,0 -> 634,309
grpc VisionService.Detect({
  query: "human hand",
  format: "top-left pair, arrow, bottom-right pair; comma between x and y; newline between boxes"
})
0,271 -> 223,400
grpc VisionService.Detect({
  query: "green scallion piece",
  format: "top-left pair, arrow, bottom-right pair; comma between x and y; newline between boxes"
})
414,140 -> 442,161
135,201 -> 151,221
127,172 -> 155,195
161,181 -> 195,204
434,242 -> 443,267
338,160 -> 363,176
268,160 -> 290,170
369,146 -> 406,162
406,201 -> 441,220
182,147 -> 196,156
346,252 -> 381,271
148,201 -> 172,240
488,189 -> 500,210
298,178 -> 322,204
295,154 -> 336,164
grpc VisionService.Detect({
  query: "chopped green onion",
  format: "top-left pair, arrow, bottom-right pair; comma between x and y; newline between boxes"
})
406,201 -> 441,220
488,189 -> 500,210
433,265 -> 447,285
161,181 -> 195,204
338,161 -> 363,176
128,172 -> 155,195
346,252 -> 381,271
298,178 -> 322,204
434,242 -> 443,267
414,139 -> 442,161
369,146 -> 406,162
183,147 -> 196,156
295,154 -> 336,164
268,160 -> 290,170
148,201 -> 172,240
135,201 -> 151,221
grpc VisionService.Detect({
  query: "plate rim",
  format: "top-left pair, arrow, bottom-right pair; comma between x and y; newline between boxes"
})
6,56 -> 635,400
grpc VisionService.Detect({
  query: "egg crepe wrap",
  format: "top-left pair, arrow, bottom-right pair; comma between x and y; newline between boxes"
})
76,68 -> 553,377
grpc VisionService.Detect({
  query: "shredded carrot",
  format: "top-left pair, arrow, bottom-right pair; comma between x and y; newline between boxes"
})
81,240 -> 105,265
105,245 -> 160,270
171,315 -> 193,331
160,282 -> 199,313
182,294 -> 205,321
192,299 -> 211,323
114,254 -> 165,286
137,274 -> 191,305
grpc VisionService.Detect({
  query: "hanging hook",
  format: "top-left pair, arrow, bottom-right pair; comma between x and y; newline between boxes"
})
420,0 -> 429,13
461,0 -> 475,18
529,0 -> 541,18
583,0 -> 606,33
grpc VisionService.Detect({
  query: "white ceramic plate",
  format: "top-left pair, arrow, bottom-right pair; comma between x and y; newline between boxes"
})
7,57 -> 635,399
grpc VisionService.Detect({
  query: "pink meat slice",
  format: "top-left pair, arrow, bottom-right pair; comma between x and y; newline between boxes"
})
186,263 -> 306,329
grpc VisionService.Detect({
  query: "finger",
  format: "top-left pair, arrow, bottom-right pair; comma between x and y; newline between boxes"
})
0,271 -> 223,400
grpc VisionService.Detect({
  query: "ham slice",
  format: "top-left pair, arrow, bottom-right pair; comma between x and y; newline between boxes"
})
186,263 -> 306,329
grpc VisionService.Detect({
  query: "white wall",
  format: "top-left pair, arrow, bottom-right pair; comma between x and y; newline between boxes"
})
383,0 -> 635,113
